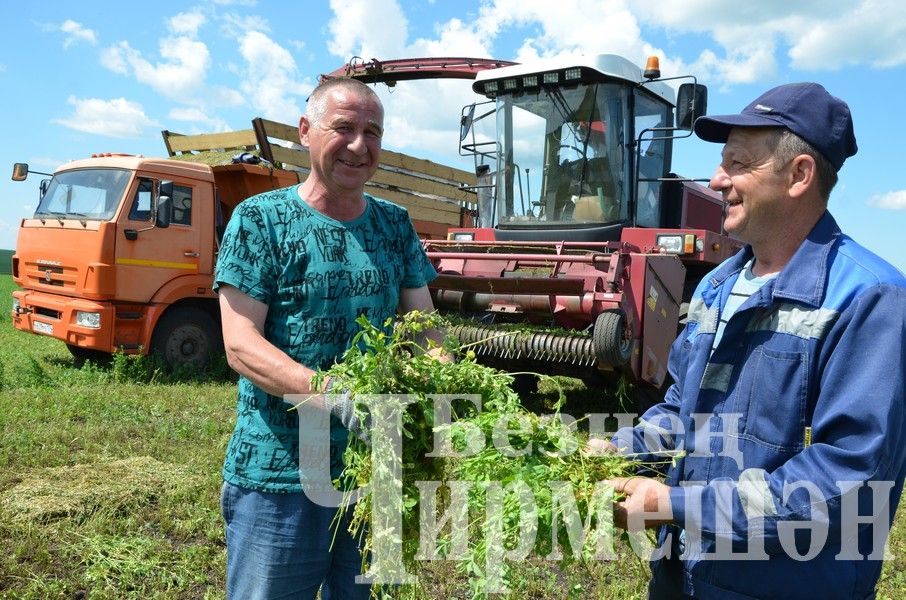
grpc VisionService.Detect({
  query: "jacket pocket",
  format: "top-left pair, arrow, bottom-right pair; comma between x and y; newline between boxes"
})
738,346 -> 808,453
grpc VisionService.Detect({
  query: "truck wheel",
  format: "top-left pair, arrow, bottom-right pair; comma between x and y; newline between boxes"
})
593,309 -> 632,366
150,306 -> 222,370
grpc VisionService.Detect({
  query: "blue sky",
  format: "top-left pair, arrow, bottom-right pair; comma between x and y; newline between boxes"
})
2,0 -> 905,271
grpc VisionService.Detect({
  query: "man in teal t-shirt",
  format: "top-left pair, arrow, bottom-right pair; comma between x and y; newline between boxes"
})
214,77 -> 439,599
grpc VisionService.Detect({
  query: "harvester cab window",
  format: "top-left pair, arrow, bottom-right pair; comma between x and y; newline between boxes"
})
633,91 -> 671,227
495,82 -> 627,228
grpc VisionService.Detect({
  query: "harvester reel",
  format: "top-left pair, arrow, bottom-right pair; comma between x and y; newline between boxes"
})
593,309 -> 631,366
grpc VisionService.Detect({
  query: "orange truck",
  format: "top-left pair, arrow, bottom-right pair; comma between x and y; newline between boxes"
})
9,117 -> 476,367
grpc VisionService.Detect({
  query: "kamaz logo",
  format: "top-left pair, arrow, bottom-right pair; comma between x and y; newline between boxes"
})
36,259 -> 62,266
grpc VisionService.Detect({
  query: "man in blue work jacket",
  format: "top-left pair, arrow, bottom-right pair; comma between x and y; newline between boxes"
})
601,83 -> 906,598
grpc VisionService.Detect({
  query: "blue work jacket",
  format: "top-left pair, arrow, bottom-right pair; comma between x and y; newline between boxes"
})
613,211 -> 906,599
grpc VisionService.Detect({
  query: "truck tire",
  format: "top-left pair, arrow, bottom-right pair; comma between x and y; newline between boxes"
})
150,306 -> 222,370
593,309 -> 632,367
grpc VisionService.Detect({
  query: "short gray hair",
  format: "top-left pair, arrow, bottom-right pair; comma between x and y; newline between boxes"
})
306,78 -> 383,126
767,129 -> 838,201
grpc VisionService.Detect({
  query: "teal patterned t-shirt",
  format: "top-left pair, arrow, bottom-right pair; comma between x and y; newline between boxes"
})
213,186 -> 437,492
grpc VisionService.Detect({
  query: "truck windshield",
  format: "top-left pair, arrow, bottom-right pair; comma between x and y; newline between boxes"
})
34,168 -> 130,221
494,82 -> 628,228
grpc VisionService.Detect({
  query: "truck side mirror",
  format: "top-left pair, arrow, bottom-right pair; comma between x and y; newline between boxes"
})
154,180 -> 173,229
676,83 -> 708,131
12,163 -> 29,181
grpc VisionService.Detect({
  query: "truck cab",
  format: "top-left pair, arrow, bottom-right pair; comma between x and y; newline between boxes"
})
10,155 -> 297,366
11,156 -> 217,363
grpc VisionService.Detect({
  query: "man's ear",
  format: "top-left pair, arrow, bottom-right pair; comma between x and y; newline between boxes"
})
299,116 -> 310,147
788,154 -> 816,199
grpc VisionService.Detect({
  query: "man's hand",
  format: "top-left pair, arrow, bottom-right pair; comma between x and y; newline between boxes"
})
584,437 -> 619,456
607,477 -> 673,531
427,345 -> 455,363
324,378 -> 369,442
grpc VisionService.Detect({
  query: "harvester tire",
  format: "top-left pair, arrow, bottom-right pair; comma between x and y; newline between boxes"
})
593,309 -> 631,366
150,306 -> 222,370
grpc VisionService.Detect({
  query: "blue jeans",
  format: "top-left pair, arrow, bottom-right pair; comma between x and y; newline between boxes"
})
221,481 -> 372,600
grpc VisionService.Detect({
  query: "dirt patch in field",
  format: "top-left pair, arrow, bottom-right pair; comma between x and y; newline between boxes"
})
0,456 -> 197,523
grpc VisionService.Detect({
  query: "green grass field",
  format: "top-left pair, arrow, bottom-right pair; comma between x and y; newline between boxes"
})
0,274 -> 904,599
0,251 -> 12,276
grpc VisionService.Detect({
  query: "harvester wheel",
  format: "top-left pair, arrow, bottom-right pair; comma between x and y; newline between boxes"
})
593,309 -> 631,366
150,306 -> 222,370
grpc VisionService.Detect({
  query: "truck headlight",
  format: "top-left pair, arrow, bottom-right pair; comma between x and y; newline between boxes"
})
11,297 -> 20,313
75,311 -> 101,329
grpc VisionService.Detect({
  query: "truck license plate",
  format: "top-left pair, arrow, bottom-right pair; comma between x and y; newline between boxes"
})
33,321 -> 53,335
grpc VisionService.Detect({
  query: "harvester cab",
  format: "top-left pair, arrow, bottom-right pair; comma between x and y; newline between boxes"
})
458,54 -> 706,239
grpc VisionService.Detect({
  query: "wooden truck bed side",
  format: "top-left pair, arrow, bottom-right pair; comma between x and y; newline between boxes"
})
161,118 -> 476,239
252,117 -> 476,238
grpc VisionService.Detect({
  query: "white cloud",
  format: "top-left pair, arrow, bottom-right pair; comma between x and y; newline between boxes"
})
213,0 -> 257,5
209,86 -> 246,108
475,0 -> 646,60
100,44 -> 128,74
868,190 -> 906,210
787,2 -> 906,69
328,0 -> 408,59
238,31 -> 314,123
169,11 -> 206,37
630,0 -> 836,32
101,38 -> 211,101
220,13 -> 271,38
60,20 -> 98,48
101,12 -> 249,112
289,39 -> 306,52
168,107 -> 230,132
631,0 -> 906,80
52,96 -> 158,138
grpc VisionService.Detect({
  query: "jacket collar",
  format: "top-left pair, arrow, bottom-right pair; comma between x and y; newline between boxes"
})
708,211 -> 841,308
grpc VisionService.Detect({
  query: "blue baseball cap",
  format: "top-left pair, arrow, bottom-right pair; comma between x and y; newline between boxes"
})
694,82 -> 857,171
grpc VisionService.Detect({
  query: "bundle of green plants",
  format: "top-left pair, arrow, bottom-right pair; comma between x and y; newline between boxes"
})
310,313 -> 673,598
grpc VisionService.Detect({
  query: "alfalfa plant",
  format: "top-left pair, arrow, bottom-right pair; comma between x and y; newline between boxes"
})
312,313 -> 676,598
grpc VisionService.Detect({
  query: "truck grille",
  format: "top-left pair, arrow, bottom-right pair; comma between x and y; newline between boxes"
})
26,264 -> 72,289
